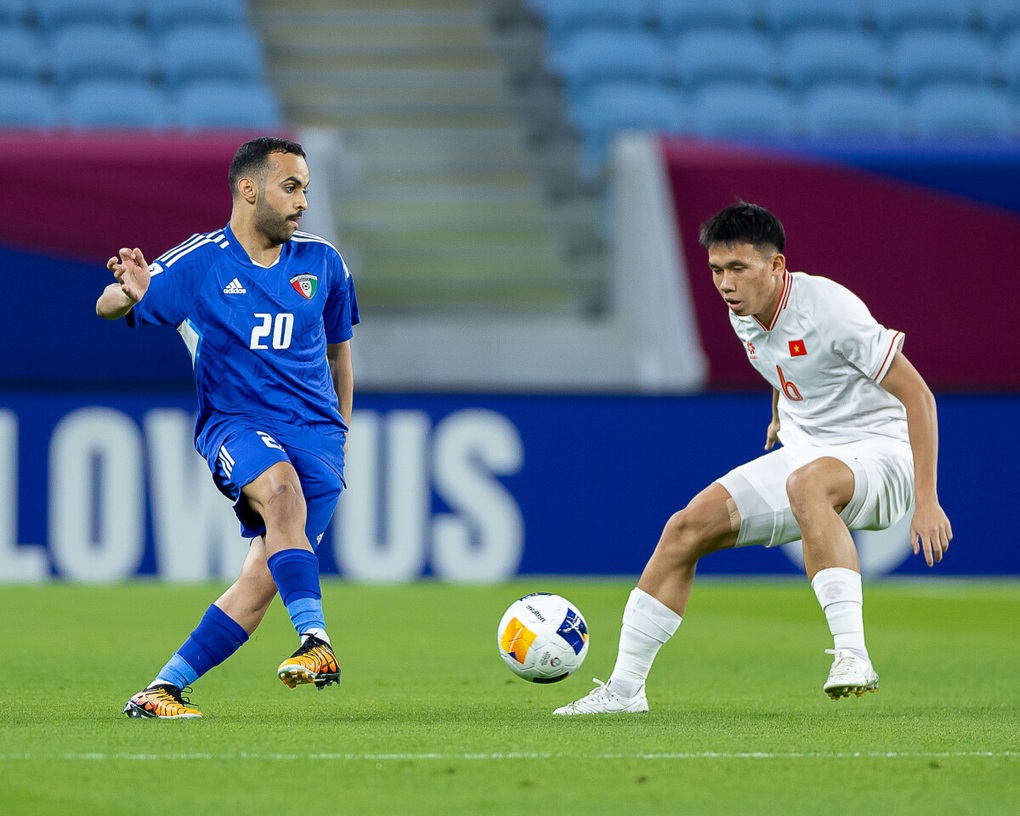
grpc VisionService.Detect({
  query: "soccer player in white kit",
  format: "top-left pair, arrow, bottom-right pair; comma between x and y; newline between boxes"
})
555,202 -> 953,715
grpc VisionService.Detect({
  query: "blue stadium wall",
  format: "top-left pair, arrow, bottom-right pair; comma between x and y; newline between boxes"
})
1,391 -> 1015,581
0,135 -> 1016,581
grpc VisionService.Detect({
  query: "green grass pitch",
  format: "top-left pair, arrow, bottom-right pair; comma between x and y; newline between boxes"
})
2,579 -> 1018,815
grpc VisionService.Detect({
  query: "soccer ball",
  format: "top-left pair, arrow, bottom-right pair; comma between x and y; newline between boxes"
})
497,592 -> 589,683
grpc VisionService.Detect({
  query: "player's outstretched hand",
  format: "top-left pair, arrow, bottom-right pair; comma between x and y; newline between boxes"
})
106,247 -> 151,304
764,417 -> 781,450
910,500 -> 952,567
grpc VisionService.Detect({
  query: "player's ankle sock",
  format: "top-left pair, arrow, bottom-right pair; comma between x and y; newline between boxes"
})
811,567 -> 869,661
267,548 -> 328,639
151,604 -> 249,689
608,587 -> 682,700
300,627 -> 330,646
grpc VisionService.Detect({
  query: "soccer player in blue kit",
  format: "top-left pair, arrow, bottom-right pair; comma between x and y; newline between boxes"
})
96,137 -> 358,718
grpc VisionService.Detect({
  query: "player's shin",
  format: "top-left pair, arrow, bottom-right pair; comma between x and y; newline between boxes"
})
152,604 -> 250,688
811,567 -> 868,659
267,548 -> 330,643
607,588 -> 682,699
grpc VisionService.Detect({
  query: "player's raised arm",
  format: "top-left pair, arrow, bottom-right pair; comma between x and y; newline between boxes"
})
878,350 -> 953,566
96,247 -> 151,320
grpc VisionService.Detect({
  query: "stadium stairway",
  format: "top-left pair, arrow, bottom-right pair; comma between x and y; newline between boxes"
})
250,0 -> 606,312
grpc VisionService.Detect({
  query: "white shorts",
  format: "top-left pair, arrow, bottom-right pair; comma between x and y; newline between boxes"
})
716,439 -> 914,548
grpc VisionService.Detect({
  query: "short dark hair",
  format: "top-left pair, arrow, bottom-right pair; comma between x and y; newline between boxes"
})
228,136 -> 306,196
698,202 -> 785,253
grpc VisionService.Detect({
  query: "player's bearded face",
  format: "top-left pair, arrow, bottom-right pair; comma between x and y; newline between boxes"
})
254,153 -> 310,245
709,242 -> 786,322
254,195 -> 297,245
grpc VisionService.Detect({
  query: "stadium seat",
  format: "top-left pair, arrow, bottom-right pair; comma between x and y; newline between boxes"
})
50,24 -> 154,87
978,0 -> 1020,39
892,32 -> 995,94
549,28 -> 665,97
693,84 -> 798,139
671,31 -> 775,91
143,0 -> 247,32
656,0 -> 760,35
65,79 -> 172,129
912,84 -> 1015,139
1004,33 -> 1020,94
0,0 -> 29,26
176,80 -> 282,130
870,0 -> 974,38
764,0 -> 862,36
0,26 -> 43,80
526,0 -> 646,45
802,85 -> 908,138
0,78 -> 60,127
782,30 -> 885,91
569,81 -> 688,177
160,25 -> 265,88
33,0 -> 138,30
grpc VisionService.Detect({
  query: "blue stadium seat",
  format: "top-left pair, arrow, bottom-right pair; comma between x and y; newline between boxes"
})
782,31 -> 885,91
65,78 -> 172,129
549,28 -> 665,97
656,0 -> 760,35
802,85 -> 908,138
143,0 -> 247,32
0,0 -> 30,26
50,23 -> 154,87
0,26 -> 43,80
0,78 -> 60,126
527,0 -> 646,44
176,80 -> 282,130
764,0 -> 862,36
693,84 -> 798,138
892,32 -> 995,94
978,0 -> 1020,39
33,0 -> 138,30
871,0 -> 974,38
569,81 -> 688,177
912,84 -> 1015,139
1004,33 -> 1020,94
671,32 -> 774,91
160,25 -> 265,87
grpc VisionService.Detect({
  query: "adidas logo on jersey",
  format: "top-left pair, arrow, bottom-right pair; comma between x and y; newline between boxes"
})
223,278 -> 247,294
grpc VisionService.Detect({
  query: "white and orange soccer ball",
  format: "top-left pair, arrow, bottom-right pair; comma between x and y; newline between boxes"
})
497,593 -> 589,683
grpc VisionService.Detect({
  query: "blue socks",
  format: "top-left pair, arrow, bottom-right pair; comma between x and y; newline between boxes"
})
151,548 -> 326,690
154,604 -> 249,690
267,548 -> 327,638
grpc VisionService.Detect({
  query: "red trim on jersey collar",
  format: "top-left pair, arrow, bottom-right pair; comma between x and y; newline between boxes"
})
753,270 -> 792,331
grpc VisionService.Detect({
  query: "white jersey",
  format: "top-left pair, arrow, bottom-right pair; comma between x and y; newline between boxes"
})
729,270 -> 907,448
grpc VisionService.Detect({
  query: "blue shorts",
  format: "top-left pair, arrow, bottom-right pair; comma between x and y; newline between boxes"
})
198,417 -> 346,547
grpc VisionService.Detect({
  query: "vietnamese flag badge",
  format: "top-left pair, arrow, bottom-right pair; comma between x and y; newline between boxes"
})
789,339 -> 807,357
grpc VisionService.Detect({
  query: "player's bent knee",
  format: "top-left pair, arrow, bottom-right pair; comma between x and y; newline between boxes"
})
657,510 -> 715,564
261,482 -> 307,528
785,460 -> 851,517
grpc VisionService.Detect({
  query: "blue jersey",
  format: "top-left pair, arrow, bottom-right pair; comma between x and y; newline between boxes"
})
128,224 -> 359,442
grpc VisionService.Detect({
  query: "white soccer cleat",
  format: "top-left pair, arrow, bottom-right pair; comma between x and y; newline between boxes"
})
553,678 -> 649,715
823,648 -> 880,699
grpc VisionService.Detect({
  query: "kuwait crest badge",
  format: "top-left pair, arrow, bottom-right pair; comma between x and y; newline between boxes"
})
290,273 -> 318,300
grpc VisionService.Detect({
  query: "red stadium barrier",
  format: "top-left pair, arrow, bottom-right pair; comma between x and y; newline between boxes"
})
662,138 -> 1020,391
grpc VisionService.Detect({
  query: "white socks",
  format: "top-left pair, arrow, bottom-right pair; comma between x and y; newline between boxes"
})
811,567 -> 869,661
608,588 -> 682,700
301,628 -> 331,646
